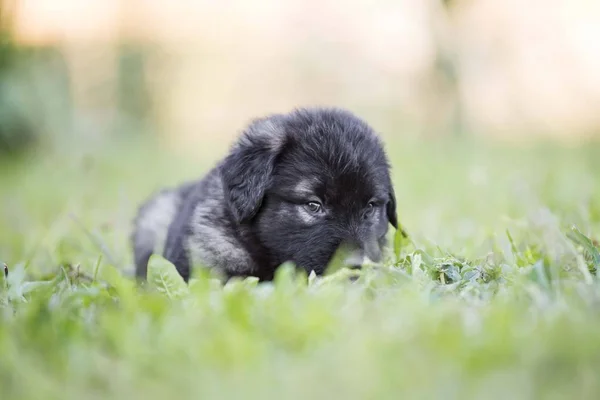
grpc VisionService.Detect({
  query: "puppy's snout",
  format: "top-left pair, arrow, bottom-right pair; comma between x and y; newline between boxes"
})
343,250 -> 365,269
362,237 -> 382,263
341,236 -> 382,269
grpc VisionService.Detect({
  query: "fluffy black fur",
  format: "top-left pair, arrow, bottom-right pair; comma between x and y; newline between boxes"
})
132,107 -> 400,282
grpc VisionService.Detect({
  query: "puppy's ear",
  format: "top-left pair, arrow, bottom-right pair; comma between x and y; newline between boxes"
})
387,184 -> 398,229
221,116 -> 286,223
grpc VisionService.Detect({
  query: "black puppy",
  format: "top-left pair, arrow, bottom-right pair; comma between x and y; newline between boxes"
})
132,107 -> 400,282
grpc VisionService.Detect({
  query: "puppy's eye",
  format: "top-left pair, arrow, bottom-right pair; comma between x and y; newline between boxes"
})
364,202 -> 376,217
305,201 -> 323,213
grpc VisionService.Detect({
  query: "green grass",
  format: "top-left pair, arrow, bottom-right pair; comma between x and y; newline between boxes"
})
1,135 -> 600,400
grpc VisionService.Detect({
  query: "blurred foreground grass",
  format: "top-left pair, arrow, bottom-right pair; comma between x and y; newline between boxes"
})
1,135 -> 600,399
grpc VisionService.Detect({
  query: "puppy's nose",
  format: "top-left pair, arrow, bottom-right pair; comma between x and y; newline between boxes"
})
343,250 -> 365,269
342,240 -> 381,269
347,225 -> 382,264
362,236 -> 382,263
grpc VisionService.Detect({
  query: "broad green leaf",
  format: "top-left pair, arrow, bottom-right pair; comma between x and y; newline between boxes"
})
393,225 -> 410,260
147,254 -> 189,299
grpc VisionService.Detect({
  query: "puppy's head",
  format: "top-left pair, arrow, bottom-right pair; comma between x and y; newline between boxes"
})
221,107 -> 398,275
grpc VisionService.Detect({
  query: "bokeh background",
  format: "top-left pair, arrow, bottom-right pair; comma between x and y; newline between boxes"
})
2,0 -> 600,157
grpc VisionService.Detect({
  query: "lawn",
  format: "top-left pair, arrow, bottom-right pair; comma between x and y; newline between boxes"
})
1,134 -> 600,399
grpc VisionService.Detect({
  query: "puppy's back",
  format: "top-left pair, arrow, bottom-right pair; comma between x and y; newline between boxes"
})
131,181 -> 195,279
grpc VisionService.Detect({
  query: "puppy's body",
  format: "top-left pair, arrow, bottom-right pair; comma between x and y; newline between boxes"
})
132,107 -> 399,282
132,168 -> 268,281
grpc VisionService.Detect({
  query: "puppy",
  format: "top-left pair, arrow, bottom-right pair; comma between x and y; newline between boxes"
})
132,107 -> 400,282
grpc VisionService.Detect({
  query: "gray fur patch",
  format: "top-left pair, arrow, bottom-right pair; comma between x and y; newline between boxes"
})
243,115 -> 286,152
187,178 -> 256,274
293,179 -> 317,197
296,205 -> 318,224
133,190 -> 181,258
259,118 -> 286,151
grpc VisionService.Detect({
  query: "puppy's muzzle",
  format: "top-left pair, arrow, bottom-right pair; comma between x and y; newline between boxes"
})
342,237 -> 382,270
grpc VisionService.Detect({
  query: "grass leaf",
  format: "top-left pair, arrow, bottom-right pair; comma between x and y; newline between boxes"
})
393,225 -> 411,260
566,226 -> 600,275
147,254 -> 189,299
